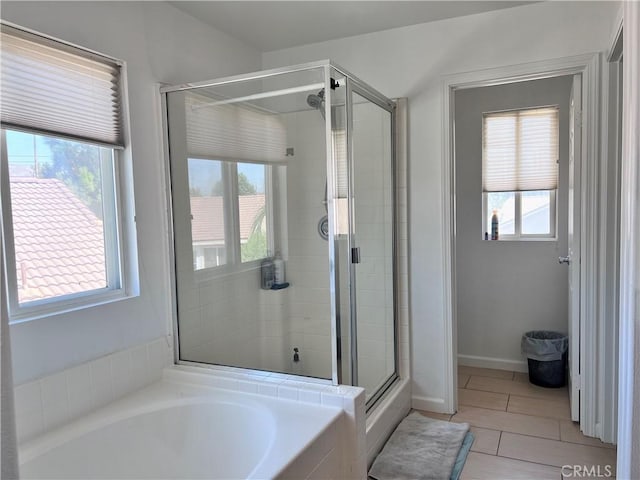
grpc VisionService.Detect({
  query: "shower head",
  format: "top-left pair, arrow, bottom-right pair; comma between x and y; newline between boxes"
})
306,89 -> 325,118
306,91 -> 324,109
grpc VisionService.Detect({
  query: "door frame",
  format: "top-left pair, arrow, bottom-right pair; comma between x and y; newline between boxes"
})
442,53 -> 601,436
616,2 -> 640,477
597,13 -> 623,445
569,73 -> 583,423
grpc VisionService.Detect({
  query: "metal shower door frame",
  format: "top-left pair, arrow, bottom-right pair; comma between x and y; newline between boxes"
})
343,74 -> 399,410
160,60 -> 399,400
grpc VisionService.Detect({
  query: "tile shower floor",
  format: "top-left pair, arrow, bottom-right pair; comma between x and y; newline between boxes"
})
415,366 -> 616,479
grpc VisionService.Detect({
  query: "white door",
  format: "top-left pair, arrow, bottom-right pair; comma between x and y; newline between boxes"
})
567,74 -> 582,422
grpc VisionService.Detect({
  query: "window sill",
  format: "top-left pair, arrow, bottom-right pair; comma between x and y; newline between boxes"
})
193,258 -> 266,283
8,288 -> 137,325
483,237 -> 557,242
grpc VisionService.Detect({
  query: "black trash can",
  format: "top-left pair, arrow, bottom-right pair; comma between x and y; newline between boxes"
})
521,331 -> 569,388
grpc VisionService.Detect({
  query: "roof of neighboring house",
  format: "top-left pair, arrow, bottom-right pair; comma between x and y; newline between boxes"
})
9,181 -> 266,304
190,194 -> 265,244
10,178 -> 106,303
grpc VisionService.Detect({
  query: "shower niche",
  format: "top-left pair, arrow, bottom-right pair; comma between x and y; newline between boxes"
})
163,61 -> 398,408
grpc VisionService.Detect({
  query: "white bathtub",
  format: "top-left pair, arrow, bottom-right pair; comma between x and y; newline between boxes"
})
19,373 -> 343,479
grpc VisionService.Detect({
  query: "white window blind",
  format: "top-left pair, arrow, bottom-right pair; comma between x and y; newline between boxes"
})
0,24 -> 123,148
185,92 -> 287,164
482,106 -> 559,192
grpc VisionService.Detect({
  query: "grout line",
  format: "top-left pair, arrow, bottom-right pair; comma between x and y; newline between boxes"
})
557,419 -> 562,444
474,451 -> 571,474
557,438 -> 617,449
498,429 -> 580,444
458,370 -> 570,404
458,394 -> 511,412
497,430 -> 503,456
504,395 -> 572,421
469,425 -> 503,433
462,386 -> 569,403
458,402 -> 567,420
508,392 -> 571,403
494,451 -> 566,470
452,408 -> 562,440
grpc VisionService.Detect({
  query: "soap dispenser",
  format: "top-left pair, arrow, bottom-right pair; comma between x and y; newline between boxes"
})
273,251 -> 285,285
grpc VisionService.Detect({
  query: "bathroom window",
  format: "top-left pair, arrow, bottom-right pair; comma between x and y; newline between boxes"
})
189,159 -> 228,270
0,23 -> 129,321
188,158 -> 272,272
237,163 -> 269,263
482,106 -> 559,240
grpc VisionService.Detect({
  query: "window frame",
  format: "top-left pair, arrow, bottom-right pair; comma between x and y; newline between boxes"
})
190,158 -> 275,279
482,104 -> 559,242
1,129 -> 128,323
0,22 -> 134,323
482,189 -> 557,241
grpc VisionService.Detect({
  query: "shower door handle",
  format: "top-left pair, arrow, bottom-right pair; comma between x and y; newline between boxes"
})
351,247 -> 361,264
559,256 -> 570,265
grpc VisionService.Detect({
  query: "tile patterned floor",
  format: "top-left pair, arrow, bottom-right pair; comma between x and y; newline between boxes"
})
415,366 -> 616,479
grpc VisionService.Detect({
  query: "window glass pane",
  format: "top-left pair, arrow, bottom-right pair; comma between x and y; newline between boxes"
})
6,130 -> 110,304
188,158 -> 226,269
522,190 -> 552,235
237,163 -> 268,262
486,192 -> 515,236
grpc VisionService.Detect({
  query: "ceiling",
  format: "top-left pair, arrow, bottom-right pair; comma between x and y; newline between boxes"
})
169,1 -> 536,52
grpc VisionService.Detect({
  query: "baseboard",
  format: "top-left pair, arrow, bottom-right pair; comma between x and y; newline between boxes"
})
411,395 -> 448,414
458,354 -> 528,373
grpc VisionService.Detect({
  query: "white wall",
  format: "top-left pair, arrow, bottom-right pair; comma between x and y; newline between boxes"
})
2,1 -> 262,384
262,1 -> 619,411
455,76 -> 572,371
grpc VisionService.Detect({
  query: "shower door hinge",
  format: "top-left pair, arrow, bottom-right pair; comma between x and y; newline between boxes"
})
351,247 -> 361,264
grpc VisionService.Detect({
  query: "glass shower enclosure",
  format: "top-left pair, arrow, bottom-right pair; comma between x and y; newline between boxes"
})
162,61 -> 397,408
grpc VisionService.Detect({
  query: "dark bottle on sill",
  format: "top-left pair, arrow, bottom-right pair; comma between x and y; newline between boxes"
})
491,210 -> 499,240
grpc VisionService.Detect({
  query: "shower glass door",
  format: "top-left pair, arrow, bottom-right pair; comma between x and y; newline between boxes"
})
165,66 -> 336,381
163,61 -> 398,402
348,86 -> 397,406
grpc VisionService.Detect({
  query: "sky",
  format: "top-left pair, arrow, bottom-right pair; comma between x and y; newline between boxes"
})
6,130 -> 53,170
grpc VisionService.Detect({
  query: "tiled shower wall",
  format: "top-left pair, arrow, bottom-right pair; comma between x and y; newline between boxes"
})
351,101 -> 396,395
178,270 -> 262,369
178,102 -> 407,388
282,111 -> 334,379
175,108 -> 333,380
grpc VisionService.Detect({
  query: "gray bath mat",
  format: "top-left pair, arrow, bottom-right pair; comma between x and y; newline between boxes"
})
369,411 -> 470,480
450,431 -> 474,480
